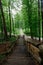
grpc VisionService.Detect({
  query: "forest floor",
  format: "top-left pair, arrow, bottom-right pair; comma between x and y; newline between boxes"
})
3,36 -> 36,65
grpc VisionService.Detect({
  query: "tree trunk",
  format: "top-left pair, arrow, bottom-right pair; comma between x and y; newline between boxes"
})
0,0 -> 8,40
41,0 -> 43,42
38,0 -> 41,41
8,0 -> 11,37
42,12 -> 43,42
27,0 -> 33,39
12,18 -> 14,34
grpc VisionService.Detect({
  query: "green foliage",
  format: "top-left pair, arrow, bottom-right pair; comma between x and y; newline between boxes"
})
22,0 -> 42,38
14,13 -> 20,28
0,0 -> 42,39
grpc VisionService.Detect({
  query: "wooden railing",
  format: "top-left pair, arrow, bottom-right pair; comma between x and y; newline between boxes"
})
0,36 -> 18,63
24,36 -> 43,65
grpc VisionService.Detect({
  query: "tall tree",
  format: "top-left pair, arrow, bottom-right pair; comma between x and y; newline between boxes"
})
8,0 -> 11,37
41,0 -> 43,41
0,0 -> 8,39
38,0 -> 41,41
22,0 -> 33,38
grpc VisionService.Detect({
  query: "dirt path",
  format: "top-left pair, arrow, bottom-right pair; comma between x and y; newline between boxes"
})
3,37 -> 36,65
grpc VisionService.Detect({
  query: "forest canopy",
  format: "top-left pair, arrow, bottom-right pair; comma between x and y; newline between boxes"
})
0,0 -> 42,41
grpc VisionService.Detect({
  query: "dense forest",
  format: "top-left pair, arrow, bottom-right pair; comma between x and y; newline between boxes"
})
0,0 -> 43,41
0,0 -> 43,64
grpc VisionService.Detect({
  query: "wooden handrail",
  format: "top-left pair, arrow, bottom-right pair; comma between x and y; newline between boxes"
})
24,37 -> 43,65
